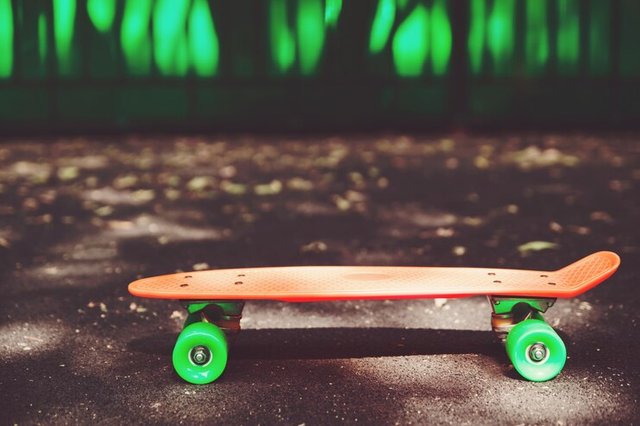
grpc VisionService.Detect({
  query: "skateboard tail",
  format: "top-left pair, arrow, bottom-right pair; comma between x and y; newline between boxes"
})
553,251 -> 620,297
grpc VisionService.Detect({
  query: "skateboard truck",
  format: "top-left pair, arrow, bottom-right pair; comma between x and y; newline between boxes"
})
182,300 -> 245,339
488,296 -> 555,340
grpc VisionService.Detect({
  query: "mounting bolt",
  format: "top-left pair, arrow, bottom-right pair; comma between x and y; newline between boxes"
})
191,346 -> 210,365
529,343 -> 547,362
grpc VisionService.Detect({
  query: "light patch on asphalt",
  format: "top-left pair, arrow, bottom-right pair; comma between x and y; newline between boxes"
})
547,298 -> 604,333
341,249 -> 407,265
0,321 -> 65,360
484,372 -> 636,423
105,214 -> 229,242
6,161 -> 52,182
340,355 -> 635,424
18,257 -> 132,291
285,200 -> 341,217
70,245 -> 119,261
38,213 -> 229,281
59,155 -> 109,170
376,204 -> 457,239
28,261 -> 125,281
84,187 -> 155,206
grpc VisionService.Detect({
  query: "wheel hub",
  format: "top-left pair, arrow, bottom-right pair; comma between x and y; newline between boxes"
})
528,343 -> 548,362
190,346 -> 211,365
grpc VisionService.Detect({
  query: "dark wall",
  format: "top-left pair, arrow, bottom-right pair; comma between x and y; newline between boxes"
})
0,0 -> 639,132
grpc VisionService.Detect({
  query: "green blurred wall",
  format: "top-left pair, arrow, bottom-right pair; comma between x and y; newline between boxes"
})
0,0 -> 639,131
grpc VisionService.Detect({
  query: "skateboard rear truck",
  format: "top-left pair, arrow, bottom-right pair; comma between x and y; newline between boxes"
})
488,296 -> 556,340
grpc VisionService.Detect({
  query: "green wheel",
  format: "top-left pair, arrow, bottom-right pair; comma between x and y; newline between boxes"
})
506,319 -> 566,382
172,322 -> 228,384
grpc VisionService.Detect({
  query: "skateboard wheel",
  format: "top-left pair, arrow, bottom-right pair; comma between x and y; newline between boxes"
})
505,319 -> 566,382
172,322 -> 228,384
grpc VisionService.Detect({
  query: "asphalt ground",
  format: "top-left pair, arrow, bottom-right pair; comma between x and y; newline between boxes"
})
0,134 -> 638,424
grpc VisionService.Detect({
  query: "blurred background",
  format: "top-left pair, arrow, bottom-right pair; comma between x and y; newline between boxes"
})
0,0 -> 639,132
1,1 -> 639,424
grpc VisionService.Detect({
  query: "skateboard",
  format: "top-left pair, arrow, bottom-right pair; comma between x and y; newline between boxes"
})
128,251 -> 620,384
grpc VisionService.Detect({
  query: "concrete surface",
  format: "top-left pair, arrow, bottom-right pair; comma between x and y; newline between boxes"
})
0,134 -> 638,424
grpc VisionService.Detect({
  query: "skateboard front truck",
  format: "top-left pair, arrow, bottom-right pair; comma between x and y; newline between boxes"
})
182,300 -> 245,337
489,296 -> 566,382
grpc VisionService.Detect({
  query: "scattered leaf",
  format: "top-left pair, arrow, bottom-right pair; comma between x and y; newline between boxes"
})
132,189 -> 155,203
164,188 -> 181,200
193,262 -> 209,271
94,206 -> 114,217
345,190 -> 366,202
333,195 -> 350,211
13,161 -> 52,183
187,176 -> 214,192
57,166 -> 79,181
108,220 -> 134,230
377,177 -> 389,188
517,241 -> 558,256
301,241 -> 328,253
219,165 -> 237,179
254,180 -> 282,196
436,228 -> 454,238
439,139 -> 455,152
474,156 -> 490,169
578,301 -> 592,311
452,246 -> 466,256
462,217 -> 484,227
221,180 -> 247,195
287,177 -> 313,191
434,298 -> 448,308
504,146 -> 580,171
113,174 -> 138,189
549,222 -> 563,233
590,211 -> 612,223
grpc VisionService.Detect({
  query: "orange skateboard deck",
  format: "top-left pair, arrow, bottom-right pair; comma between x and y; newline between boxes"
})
129,251 -> 619,302
128,251 -> 620,385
